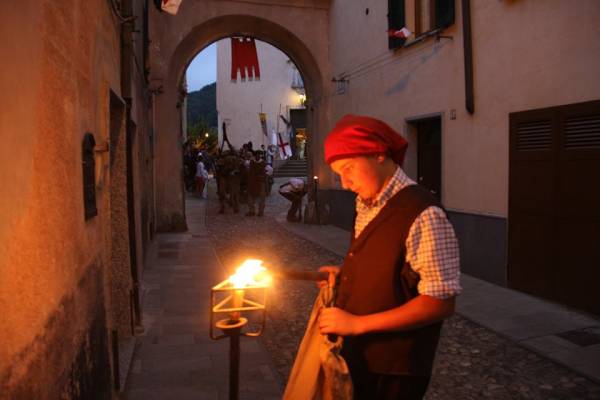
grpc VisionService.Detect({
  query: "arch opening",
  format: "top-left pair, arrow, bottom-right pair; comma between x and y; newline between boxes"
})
184,37 -> 308,159
152,13 -> 329,231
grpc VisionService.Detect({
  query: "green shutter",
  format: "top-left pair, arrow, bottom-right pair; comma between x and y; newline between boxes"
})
435,0 -> 455,29
388,0 -> 406,49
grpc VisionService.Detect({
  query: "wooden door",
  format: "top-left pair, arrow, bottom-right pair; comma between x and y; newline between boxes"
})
508,110 -> 557,300
509,100 -> 600,315
416,118 -> 442,201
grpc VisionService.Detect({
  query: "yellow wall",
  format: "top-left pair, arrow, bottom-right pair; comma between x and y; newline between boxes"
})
327,0 -> 600,217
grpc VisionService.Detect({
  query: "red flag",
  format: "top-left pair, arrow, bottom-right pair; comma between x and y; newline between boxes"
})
231,37 -> 261,82
387,27 -> 411,39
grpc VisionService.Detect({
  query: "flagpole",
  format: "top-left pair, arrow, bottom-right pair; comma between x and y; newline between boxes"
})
276,103 -> 281,135
276,103 -> 281,159
260,104 -> 264,148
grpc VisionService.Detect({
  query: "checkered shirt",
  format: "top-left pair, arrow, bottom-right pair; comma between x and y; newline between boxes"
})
354,167 -> 462,299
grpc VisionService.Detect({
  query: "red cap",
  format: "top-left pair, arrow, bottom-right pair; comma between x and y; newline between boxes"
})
324,115 -> 408,165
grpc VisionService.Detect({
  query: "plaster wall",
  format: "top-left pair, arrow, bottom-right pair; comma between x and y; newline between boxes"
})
149,0 -> 331,231
327,0 -> 600,217
216,39 -> 305,149
0,0 -> 150,396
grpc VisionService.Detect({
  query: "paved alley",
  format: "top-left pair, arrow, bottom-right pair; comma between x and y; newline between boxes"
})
123,196 -> 282,400
125,179 -> 600,399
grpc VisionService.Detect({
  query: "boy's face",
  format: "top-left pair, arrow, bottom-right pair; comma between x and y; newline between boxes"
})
330,156 -> 387,201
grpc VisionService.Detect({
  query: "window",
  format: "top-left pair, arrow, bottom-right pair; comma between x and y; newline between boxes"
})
82,133 -> 98,220
416,0 -> 455,36
415,0 -> 432,35
388,0 -> 455,49
388,0 -> 406,49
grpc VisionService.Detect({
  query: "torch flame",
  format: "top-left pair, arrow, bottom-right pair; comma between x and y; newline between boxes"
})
228,259 -> 271,288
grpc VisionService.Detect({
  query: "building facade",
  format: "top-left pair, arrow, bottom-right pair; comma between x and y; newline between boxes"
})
216,39 -> 306,152
321,0 -> 600,315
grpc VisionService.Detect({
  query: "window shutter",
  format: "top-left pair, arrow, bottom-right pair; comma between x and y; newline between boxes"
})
516,120 -> 553,152
564,114 -> 600,149
82,133 -> 98,220
435,0 -> 455,29
388,0 -> 406,49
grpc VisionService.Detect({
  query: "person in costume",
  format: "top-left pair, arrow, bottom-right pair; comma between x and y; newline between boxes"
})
215,150 -> 243,214
246,150 -> 267,216
195,155 -> 208,198
279,178 -> 307,222
318,115 -> 461,400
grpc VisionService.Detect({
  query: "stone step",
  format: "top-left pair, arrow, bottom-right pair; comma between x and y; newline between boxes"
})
273,158 -> 307,177
274,159 -> 308,178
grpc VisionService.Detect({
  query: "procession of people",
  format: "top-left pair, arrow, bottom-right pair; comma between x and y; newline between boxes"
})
184,138 -> 305,219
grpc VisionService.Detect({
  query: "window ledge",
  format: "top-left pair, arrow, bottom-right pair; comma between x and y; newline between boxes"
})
403,27 -> 447,48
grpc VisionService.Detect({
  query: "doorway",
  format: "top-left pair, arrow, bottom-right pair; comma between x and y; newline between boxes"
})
289,108 -> 307,159
412,117 -> 442,201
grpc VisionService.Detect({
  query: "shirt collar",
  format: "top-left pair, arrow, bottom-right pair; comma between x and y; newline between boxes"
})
356,166 -> 414,209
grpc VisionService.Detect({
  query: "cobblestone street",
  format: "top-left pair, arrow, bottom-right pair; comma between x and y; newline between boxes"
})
205,181 -> 600,400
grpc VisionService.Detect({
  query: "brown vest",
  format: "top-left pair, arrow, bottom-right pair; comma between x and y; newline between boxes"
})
336,184 -> 443,376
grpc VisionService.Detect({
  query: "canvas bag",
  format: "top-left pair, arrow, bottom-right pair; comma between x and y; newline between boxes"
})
283,286 -> 353,400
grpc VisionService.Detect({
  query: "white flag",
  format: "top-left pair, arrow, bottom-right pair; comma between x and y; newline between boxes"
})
277,132 -> 292,160
387,27 -> 412,39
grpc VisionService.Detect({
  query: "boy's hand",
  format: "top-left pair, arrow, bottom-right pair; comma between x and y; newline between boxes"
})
318,307 -> 362,336
317,265 -> 340,288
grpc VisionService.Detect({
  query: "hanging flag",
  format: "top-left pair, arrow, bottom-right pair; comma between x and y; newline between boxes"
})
278,132 -> 292,160
387,27 -> 412,39
231,37 -> 261,82
161,0 -> 182,15
259,113 -> 268,137
280,114 -> 295,158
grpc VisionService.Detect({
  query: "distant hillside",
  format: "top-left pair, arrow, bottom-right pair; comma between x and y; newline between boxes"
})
187,82 -> 217,128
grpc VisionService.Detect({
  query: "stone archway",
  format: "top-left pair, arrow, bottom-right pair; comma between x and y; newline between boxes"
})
150,5 -> 331,231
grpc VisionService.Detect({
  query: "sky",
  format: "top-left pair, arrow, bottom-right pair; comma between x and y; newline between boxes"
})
186,42 -> 217,92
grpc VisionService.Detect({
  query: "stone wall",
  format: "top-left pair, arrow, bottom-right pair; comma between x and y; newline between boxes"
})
149,1 -> 331,231
0,0 -> 153,397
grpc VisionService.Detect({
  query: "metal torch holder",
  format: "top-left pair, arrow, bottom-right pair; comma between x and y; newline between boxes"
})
210,279 -> 268,339
210,279 -> 269,400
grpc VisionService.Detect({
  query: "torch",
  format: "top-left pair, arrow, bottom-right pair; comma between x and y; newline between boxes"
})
210,260 -> 331,400
210,259 -> 271,400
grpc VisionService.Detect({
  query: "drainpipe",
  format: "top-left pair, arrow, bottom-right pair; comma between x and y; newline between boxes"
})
461,0 -> 474,114
120,0 -> 142,331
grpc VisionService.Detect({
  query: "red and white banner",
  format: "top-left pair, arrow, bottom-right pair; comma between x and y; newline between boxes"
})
277,132 -> 292,160
231,37 -> 261,82
161,0 -> 182,15
387,27 -> 412,39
